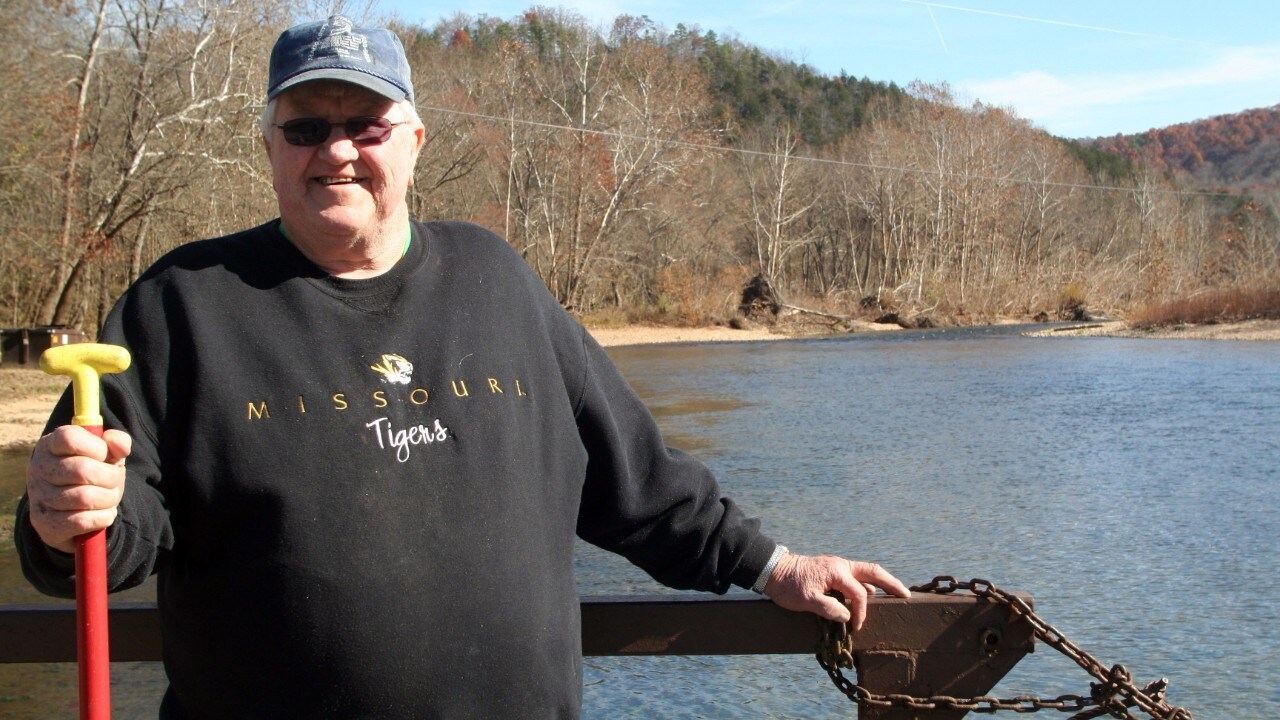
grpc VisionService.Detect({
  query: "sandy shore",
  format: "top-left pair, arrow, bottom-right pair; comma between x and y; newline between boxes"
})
2,394 -> 61,453
587,324 -> 786,347
593,318 -> 1280,344
0,325 -> 788,453
3,318 -> 1276,453
1023,318 -> 1280,341
0,369 -> 70,453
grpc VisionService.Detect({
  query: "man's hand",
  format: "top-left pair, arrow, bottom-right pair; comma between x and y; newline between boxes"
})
763,552 -> 910,630
25,426 -> 131,554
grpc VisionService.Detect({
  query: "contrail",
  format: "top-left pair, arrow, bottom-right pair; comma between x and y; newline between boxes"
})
898,0 -> 1190,43
926,4 -> 950,53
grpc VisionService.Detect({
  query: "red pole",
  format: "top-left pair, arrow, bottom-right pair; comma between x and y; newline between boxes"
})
40,342 -> 130,720
75,424 -> 110,720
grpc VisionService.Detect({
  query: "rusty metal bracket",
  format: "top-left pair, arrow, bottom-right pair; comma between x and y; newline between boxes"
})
843,592 -> 1035,719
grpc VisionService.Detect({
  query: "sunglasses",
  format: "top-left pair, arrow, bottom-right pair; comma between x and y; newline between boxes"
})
275,116 -> 406,146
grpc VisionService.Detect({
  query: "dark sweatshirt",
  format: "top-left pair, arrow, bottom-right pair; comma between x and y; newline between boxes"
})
16,220 -> 775,719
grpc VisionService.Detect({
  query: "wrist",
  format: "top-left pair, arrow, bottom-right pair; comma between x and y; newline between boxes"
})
751,544 -> 788,594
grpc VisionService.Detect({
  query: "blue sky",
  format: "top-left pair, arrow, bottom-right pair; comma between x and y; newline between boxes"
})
378,0 -> 1280,139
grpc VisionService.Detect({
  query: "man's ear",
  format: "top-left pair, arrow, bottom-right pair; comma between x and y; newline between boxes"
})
413,124 -> 426,154
408,125 -> 426,182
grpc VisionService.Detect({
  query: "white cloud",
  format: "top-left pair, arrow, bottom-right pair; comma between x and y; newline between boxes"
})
961,44 -> 1280,137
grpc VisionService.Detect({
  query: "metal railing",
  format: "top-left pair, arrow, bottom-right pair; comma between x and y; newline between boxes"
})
1,592 -> 1034,719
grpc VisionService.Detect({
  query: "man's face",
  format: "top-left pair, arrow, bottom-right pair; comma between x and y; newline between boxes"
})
264,83 -> 424,250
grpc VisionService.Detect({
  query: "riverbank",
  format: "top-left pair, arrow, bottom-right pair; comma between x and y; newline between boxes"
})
593,317 -> 1280,344
1023,318 -> 1280,341
587,317 -> 913,346
0,324 -> 794,451
0,369 -> 70,454
3,318 -> 1277,452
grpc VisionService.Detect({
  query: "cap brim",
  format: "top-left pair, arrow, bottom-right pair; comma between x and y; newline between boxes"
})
269,68 -> 408,102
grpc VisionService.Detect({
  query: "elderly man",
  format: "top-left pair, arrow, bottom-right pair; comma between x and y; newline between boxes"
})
18,15 -> 908,719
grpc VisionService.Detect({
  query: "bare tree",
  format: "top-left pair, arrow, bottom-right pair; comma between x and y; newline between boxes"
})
25,0 -> 281,330
737,123 -> 820,301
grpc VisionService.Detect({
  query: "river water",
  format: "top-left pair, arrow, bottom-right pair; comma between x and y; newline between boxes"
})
3,325 -> 1277,718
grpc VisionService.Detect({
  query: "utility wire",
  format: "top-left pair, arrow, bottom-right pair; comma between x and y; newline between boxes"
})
417,102 -> 1241,199
15,36 -> 1246,201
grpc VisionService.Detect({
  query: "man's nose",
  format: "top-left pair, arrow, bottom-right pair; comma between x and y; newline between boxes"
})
316,130 -> 361,162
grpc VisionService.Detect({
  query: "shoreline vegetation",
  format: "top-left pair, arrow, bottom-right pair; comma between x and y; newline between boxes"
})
2,316 -> 1277,454
10,6 -> 1278,348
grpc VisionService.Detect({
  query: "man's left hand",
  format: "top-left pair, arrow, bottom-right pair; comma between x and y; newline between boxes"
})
763,552 -> 910,630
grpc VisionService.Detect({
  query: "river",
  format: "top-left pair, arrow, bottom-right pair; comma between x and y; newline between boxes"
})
3,325 -> 1277,718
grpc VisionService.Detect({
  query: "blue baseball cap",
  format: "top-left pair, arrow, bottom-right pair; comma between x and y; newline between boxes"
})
268,15 -> 414,103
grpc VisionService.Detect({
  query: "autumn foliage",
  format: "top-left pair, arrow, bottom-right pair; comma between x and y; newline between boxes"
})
1,2 -> 1277,335
1088,106 -> 1280,191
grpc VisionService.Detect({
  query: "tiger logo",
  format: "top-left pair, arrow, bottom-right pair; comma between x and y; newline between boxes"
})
370,354 -> 414,385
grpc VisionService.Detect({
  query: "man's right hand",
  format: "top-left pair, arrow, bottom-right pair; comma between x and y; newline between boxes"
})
25,426 -> 131,554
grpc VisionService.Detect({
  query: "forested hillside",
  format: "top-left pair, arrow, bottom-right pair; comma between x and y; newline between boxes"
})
1087,106 -> 1280,192
427,13 -> 911,148
2,1 -> 1276,335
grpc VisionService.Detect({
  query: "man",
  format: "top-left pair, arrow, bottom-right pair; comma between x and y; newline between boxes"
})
18,16 -> 909,718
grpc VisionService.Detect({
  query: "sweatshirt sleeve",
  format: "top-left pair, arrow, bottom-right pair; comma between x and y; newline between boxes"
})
570,328 -> 776,593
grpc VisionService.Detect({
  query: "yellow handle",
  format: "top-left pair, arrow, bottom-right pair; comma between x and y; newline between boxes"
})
40,343 -> 132,427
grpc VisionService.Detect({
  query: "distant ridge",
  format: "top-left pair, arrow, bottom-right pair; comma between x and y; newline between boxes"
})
1083,105 -> 1280,191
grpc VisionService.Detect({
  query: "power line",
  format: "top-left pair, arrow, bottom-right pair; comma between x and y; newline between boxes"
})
416,102 -> 1240,199
18,36 -> 1242,200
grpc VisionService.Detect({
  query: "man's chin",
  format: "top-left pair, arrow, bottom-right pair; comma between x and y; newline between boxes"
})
298,208 -> 374,238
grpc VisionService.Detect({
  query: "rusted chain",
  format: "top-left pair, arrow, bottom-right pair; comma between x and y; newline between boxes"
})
816,577 -> 1194,719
